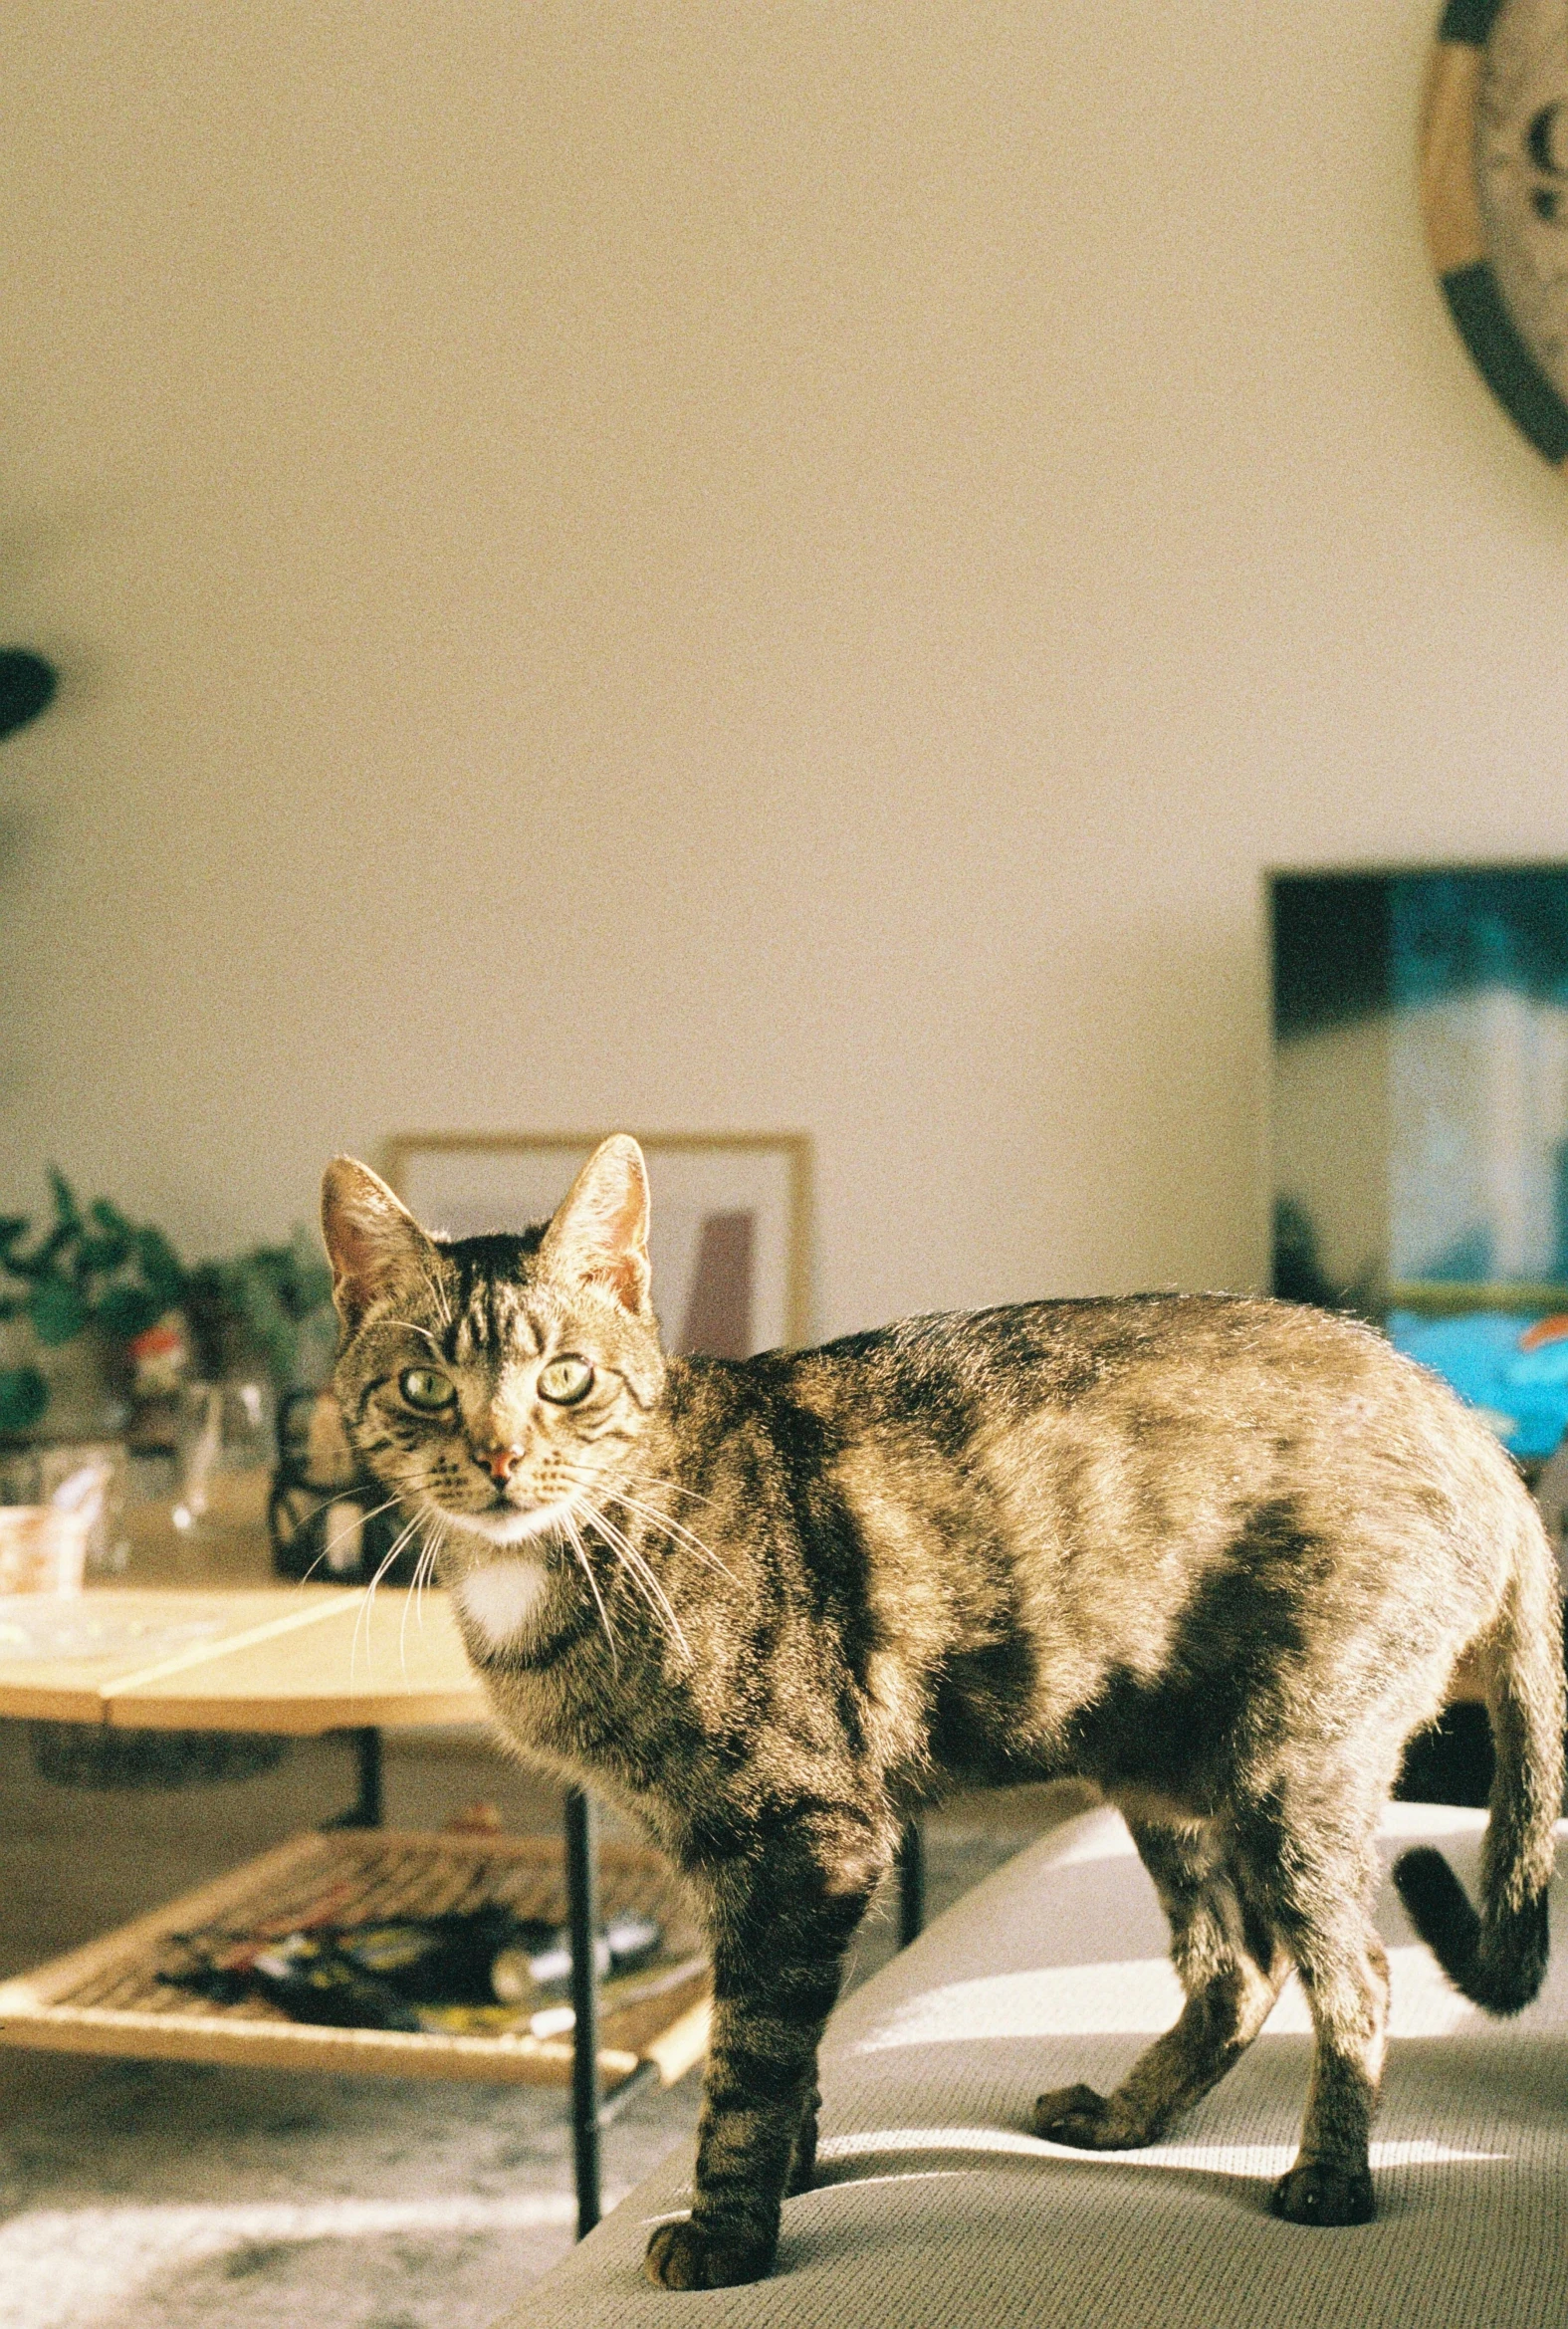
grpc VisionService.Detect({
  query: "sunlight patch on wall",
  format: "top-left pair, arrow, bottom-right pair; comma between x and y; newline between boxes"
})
855,1946 -> 1479,2051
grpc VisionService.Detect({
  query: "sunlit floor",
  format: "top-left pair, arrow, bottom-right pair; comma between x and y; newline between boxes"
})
0,1724 -> 1082,2329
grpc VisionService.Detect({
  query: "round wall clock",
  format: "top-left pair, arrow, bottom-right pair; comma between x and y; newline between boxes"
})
1422,0 -> 1568,463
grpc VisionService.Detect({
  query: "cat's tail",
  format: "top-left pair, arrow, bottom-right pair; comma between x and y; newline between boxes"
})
1393,1501 -> 1564,2015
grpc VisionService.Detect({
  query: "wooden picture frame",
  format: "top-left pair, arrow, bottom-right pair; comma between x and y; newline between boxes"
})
383,1133 -> 812,1357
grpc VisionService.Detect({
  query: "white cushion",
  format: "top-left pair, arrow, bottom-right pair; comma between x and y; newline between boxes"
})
493,1801 -> 1568,2326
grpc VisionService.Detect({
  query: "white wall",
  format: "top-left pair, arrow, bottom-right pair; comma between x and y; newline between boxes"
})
4,2 -> 1568,1338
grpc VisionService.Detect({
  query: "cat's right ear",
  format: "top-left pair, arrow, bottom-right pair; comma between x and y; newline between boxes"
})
321,1157 -> 436,1328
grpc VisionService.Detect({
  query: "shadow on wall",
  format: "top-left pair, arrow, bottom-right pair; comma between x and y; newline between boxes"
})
0,651 -> 55,741
0,632 -> 56,1116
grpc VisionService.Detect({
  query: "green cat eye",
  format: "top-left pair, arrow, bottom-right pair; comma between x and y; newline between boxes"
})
539,1355 -> 594,1406
399,1367 -> 457,1412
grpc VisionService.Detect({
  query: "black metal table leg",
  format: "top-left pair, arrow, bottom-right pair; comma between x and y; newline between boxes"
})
564,1784 -> 602,2237
354,1727 -> 383,1826
896,1817 -> 925,1948
323,1727 -> 383,1828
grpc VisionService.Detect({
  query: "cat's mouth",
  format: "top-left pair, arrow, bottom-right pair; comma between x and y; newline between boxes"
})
449,1496 -> 581,1549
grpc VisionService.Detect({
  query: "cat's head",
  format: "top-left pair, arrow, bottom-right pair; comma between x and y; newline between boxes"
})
320,1136 -> 666,1552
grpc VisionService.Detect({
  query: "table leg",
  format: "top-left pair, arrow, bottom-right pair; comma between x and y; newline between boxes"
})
896,1818 -> 925,1948
323,1728 -> 383,1828
564,1784 -> 602,2238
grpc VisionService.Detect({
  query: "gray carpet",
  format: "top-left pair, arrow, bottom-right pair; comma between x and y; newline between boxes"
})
0,1722 -> 1083,2328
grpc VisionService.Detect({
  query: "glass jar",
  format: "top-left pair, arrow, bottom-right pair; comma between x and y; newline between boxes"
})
172,1379 -> 276,1537
0,1440 -> 129,1576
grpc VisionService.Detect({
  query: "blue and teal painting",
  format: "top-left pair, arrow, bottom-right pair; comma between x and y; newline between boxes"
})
1272,864 -> 1568,1463
1385,1308 -> 1568,1462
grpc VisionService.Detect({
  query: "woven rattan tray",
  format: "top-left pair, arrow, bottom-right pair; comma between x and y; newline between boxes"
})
0,1828 -> 711,2090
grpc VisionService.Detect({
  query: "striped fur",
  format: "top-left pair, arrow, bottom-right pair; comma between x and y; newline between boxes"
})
323,1139 -> 1565,2287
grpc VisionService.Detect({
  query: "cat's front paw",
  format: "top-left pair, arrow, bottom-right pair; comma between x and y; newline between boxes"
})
1270,2161 -> 1375,2226
1031,2083 -> 1155,2151
643,2219 -> 777,2289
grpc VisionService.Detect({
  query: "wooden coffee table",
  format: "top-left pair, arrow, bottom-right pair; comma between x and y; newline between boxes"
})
0,1522 -> 710,2235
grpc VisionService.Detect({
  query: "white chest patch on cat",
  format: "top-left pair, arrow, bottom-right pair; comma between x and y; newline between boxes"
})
457,1555 -> 551,1650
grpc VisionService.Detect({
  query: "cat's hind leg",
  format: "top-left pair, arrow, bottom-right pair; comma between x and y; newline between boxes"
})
1033,1818 -> 1287,2151
1232,1786 -> 1390,2227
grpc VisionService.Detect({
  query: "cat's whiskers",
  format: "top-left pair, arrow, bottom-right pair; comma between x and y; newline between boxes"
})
560,1483 -> 657,1625
352,1507 -> 425,1681
577,1494 -> 691,1660
415,1519 -> 449,1631
399,1523 -> 445,1671
557,1459 -> 732,1584
355,1514 -> 417,1655
627,1469 -> 718,1511
563,1508 -> 619,1670
601,1484 -> 733,1581
292,1494 -> 403,1587
398,1546 -> 418,1672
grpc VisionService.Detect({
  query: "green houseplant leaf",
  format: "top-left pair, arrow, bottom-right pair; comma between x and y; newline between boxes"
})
28,1278 -> 87,1347
2,1173 -> 343,1435
0,1366 -> 48,1434
133,1227 -> 185,1310
97,1281 -> 165,1343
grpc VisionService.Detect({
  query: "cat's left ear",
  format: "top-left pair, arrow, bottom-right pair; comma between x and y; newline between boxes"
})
542,1135 -> 652,1317
321,1156 -> 438,1327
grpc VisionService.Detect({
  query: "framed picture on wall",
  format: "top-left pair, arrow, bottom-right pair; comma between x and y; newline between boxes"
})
383,1133 -> 812,1357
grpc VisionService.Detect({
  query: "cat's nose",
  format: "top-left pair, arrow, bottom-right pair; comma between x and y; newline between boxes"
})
483,1444 -> 524,1484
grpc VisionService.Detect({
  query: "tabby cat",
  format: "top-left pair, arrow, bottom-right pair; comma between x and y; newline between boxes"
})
322,1137 -> 1564,2290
